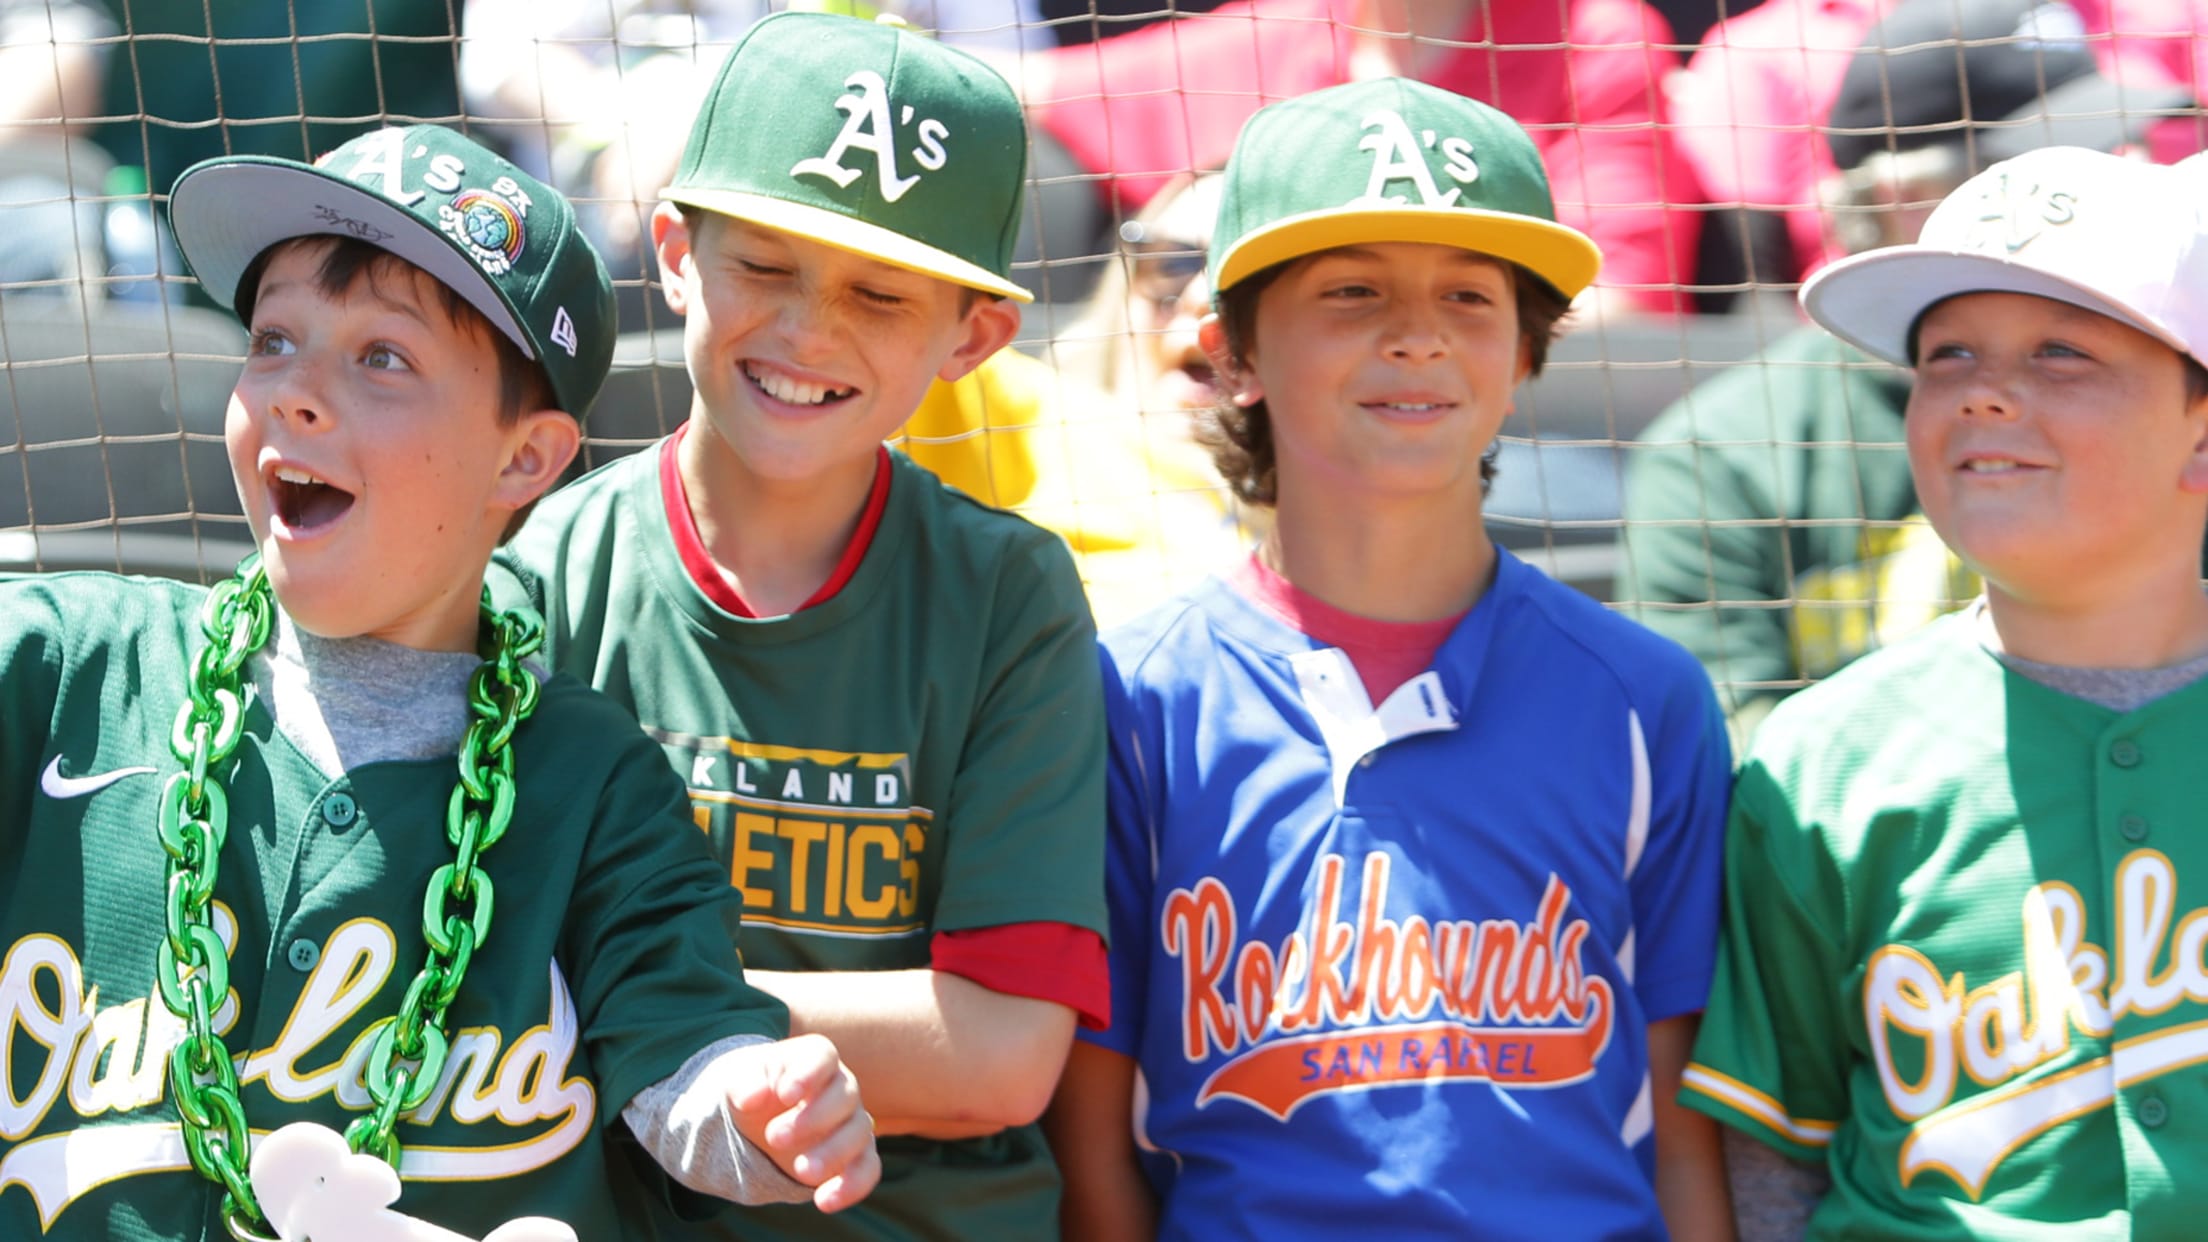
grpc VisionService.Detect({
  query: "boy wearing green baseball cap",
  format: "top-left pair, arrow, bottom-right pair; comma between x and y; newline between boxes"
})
1045,78 -> 1734,1241
0,123 -> 880,1241
494,12 -> 1107,1242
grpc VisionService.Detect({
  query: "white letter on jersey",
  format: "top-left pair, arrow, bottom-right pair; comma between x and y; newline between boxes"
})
691,754 -> 719,789
790,72 -> 924,203
0,936 -> 88,1139
1864,945 -> 1960,1120
242,922 -> 397,1101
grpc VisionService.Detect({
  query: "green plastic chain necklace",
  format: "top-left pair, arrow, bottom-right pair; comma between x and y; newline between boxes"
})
153,554 -> 544,1240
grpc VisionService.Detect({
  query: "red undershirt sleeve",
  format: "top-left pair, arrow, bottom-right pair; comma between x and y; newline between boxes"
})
930,922 -> 1111,1030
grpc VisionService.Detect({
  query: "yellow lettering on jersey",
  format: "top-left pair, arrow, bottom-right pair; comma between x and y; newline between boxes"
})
672,737 -> 928,936
734,811 -> 780,908
716,812 -> 925,934
845,825 -> 900,921
1864,853 -> 2208,1197
782,820 -> 828,914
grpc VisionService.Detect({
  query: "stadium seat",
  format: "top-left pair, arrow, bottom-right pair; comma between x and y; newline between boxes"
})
0,297 -> 251,579
1493,309 -> 1785,599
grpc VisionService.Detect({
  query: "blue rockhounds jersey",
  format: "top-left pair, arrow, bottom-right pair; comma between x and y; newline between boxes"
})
1090,551 -> 1730,1241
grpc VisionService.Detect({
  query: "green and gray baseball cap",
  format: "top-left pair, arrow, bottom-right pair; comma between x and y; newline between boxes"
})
168,125 -> 618,417
1209,77 -> 1601,300
662,10 -> 1034,303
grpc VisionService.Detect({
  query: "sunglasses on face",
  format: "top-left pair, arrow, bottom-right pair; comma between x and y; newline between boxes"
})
1126,243 -> 1207,314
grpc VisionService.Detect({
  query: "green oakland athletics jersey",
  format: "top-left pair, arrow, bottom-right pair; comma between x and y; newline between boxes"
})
497,441 -> 1107,1242
0,572 -> 787,1241
1683,610 -> 2208,1239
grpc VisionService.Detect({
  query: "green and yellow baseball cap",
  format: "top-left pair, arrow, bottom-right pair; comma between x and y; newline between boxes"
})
167,125 -> 618,417
1209,77 -> 1601,300
662,10 -> 1034,303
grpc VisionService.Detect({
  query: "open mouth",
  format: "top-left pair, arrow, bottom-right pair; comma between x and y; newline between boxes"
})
269,464 -> 355,532
745,362 -> 856,408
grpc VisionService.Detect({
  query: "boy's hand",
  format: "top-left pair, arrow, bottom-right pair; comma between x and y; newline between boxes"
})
724,1034 -> 880,1213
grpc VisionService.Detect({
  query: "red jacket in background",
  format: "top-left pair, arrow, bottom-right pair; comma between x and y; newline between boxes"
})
1024,0 -> 1701,313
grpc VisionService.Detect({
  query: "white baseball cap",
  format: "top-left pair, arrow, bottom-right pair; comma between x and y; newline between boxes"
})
1802,146 -> 2208,368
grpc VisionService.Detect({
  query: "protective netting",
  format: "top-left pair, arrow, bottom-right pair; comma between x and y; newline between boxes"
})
2,0 -> 2199,720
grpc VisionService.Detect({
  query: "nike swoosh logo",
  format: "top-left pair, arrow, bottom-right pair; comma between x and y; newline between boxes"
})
40,756 -> 157,800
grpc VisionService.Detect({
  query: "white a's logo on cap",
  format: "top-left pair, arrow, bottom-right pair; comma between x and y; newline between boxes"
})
1964,172 -> 2078,254
341,129 -> 465,209
791,71 -> 950,205
1353,110 -> 1479,208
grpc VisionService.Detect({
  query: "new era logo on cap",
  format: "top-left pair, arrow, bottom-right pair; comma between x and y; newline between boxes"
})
662,11 -> 1033,302
168,125 -> 618,417
1208,78 -> 1601,299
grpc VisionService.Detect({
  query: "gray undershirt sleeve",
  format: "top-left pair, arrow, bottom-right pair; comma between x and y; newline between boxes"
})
1725,1128 -> 1828,1242
620,1034 -> 813,1206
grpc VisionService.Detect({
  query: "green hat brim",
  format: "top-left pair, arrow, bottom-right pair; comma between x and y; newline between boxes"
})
1213,204 -> 1601,300
170,157 -> 537,364
662,187 -> 1035,304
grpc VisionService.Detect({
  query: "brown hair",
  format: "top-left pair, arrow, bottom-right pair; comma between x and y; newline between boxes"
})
1198,258 -> 1572,506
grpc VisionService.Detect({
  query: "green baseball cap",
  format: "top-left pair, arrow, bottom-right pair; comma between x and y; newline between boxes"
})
1209,77 -> 1601,300
168,125 -> 618,417
662,11 -> 1034,303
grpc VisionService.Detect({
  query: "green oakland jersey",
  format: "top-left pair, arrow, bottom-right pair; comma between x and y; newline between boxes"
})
1683,610 -> 2208,1239
0,572 -> 787,1241
497,442 -> 1107,1242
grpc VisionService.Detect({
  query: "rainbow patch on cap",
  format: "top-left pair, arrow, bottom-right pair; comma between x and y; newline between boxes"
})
442,189 -> 526,275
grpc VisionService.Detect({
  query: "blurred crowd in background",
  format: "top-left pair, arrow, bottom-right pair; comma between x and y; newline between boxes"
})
2,0 -> 2204,736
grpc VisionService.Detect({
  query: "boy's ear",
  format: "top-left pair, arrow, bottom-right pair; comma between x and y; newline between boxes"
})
651,202 -> 694,317
934,294 -> 1023,383
2182,391 -> 2208,495
493,409 -> 582,512
1198,315 -> 1262,408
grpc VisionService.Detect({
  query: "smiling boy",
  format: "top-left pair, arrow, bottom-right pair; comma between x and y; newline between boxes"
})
1683,147 -> 2208,1238
495,12 -> 1106,1242
0,125 -> 878,1240
1044,77 -> 1734,1242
